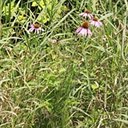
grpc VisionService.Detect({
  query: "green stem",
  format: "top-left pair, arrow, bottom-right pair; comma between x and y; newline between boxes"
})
0,0 -> 2,38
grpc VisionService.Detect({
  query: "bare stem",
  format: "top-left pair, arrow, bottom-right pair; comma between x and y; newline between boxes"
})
0,0 -> 2,38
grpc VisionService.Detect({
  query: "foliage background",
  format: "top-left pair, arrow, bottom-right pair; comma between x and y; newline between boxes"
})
0,0 -> 128,128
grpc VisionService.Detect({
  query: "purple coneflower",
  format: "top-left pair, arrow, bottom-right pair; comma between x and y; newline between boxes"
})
29,22 -> 44,33
90,17 -> 102,27
79,10 -> 93,19
75,21 -> 92,37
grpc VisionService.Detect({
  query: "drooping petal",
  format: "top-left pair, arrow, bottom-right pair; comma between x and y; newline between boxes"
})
98,21 -> 102,26
79,13 -> 85,16
79,12 -> 93,19
90,21 -> 95,26
35,29 -> 40,34
76,27 -> 92,37
75,27 -> 83,33
30,24 -> 35,28
29,27 -> 34,32
95,22 -> 100,27
79,28 -> 88,36
87,14 -> 93,19
87,29 -> 92,36
90,20 -> 102,27
41,29 -> 45,32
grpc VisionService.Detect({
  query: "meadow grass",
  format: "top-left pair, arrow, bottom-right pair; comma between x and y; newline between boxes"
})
0,0 -> 128,128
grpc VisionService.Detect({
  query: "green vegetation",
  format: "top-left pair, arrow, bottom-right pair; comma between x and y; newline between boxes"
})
0,0 -> 128,128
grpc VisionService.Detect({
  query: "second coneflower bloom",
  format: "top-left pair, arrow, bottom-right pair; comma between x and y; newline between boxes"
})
90,17 -> 102,27
29,22 -> 44,33
79,10 -> 93,19
75,21 -> 92,37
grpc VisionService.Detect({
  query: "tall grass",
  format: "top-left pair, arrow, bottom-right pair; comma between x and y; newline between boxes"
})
0,0 -> 128,128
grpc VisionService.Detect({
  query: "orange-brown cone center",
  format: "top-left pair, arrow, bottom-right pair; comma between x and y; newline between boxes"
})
93,17 -> 98,21
84,10 -> 91,14
82,21 -> 89,28
33,23 -> 41,28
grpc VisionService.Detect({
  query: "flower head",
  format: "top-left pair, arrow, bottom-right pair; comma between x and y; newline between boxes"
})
29,22 -> 44,33
79,10 -> 93,19
90,17 -> 102,27
75,21 -> 92,37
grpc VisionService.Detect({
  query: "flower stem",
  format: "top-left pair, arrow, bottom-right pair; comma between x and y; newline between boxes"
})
0,0 -> 2,38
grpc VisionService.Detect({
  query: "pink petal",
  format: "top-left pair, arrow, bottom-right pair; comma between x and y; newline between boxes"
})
79,28 -> 88,36
76,27 -> 83,33
91,21 -> 102,27
30,24 -> 34,28
98,21 -> 102,26
35,29 -> 39,34
79,13 -> 85,16
76,28 -> 87,36
76,27 -> 92,37
29,28 -> 34,32
87,14 -> 93,19
83,13 -> 88,17
42,29 -> 45,31
87,29 -> 92,36
90,21 -> 95,26
95,22 -> 100,27
35,28 -> 41,31
79,12 -> 92,19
